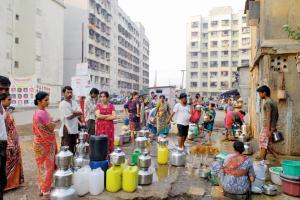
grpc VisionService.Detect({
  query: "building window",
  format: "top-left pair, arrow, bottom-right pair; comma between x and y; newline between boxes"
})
36,55 -> 41,61
191,62 -> 198,68
202,82 -> 208,87
191,31 -> 198,37
15,14 -> 19,20
242,27 -> 250,34
191,52 -> 198,58
191,21 -> 199,28
202,52 -> 208,58
241,59 -> 249,65
222,40 -> 229,47
241,49 -> 248,54
232,31 -> 239,37
202,62 -> 208,67
242,38 -> 250,45
190,82 -> 198,88
14,61 -> 19,68
221,51 -> 229,57
202,43 -> 208,49
210,41 -> 218,48
221,20 -> 229,26
191,42 -> 198,48
202,92 -> 208,96
232,40 -> 238,47
232,20 -> 238,25
36,32 -> 42,38
232,61 -> 238,67
203,23 -> 208,29
210,51 -> 218,57
210,61 -> 218,68
191,72 -> 198,78
202,33 -> 208,39
221,81 -> 229,89
211,21 -> 218,27
15,37 -> 19,44
210,31 -> 218,37
210,82 -> 218,87
222,30 -> 229,37
210,72 -> 218,78
221,71 -> 229,77
202,72 -> 208,77
221,61 -> 229,67
242,16 -> 247,23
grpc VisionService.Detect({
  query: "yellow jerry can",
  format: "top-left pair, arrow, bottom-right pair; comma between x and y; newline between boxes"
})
122,165 -> 138,192
106,165 -> 122,192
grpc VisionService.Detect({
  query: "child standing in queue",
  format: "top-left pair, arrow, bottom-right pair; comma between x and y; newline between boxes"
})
203,102 -> 216,145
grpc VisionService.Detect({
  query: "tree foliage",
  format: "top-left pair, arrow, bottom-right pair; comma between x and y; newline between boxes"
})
282,25 -> 300,40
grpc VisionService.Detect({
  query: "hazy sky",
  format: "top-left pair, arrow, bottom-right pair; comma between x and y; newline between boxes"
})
118,0 -> 245,88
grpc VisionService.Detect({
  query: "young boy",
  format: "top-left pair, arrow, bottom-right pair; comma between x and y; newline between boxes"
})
168,93 -> 191,150
203,102 -> 216,144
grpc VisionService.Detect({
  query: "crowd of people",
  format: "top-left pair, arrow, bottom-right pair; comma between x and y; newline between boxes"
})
0,73 -> 280,200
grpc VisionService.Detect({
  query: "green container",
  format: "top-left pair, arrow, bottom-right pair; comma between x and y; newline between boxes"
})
210,171 -> 219,186
131,149 -> 141,166
282,160 -> 300,177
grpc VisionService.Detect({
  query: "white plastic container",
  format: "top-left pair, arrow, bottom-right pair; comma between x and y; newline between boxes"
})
73,166 -> 91,196
269,167 -> 282,185
89,168 -> 104,195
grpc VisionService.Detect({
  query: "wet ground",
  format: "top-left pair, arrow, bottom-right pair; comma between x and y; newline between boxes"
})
4,111 -> 300,200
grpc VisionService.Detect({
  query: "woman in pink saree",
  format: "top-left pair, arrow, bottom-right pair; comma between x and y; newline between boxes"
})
32,92 -> 57,199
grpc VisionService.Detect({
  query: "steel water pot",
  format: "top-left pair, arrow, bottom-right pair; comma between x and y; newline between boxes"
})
53,169 -> 73,188
56,146 -> 73,170
243,142 -> 253,155
138,152 -> 151,168
110,148 -> 126,166
170,149 -> 186,167
138,168 -> 153,185
272,131 -> 284,143
51,187 -> 77,200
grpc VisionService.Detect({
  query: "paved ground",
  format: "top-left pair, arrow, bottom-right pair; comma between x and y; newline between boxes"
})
4,109 -> 300,200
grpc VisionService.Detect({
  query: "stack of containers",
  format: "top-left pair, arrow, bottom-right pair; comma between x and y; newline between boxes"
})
51,146 -> 77,200
280,160 -> 300,197
106,148 -> 126,192
89,135 -> 109,174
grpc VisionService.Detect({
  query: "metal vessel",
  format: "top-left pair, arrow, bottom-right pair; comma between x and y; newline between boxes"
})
199,167 -> 210,178
138,151 -> 153,185
138,168 -> 153,185
243,142 -> 253,155
51,187 -> 77,200
238,134 -> 247,143
51,146 -> 77,200
110,148 -> 126,166
135,132 -> 148,149
170,149 -> 186,167
56,146 -> 73,170
74,130 -> 89,168
272,131 -> 284,143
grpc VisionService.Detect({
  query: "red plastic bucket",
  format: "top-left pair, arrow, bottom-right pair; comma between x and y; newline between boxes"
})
281,177 -> 300,197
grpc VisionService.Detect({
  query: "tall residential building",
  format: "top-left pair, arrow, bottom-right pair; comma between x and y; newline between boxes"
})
0,0 -> 65,104
186,7 -> 251,97
64,0 -> 149,96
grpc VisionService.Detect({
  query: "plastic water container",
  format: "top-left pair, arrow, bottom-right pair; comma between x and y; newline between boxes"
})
73,166 -> 91,196
106,165 -> 122,192
122,165 -> 138,192
90,160 -> 109,173
157,145 -> 169,165
89,168 -> 104,195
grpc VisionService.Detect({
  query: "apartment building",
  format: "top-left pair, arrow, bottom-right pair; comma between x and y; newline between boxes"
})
186,7 -> 251,97
64,0 -> 149,96
0,0 -> 65,105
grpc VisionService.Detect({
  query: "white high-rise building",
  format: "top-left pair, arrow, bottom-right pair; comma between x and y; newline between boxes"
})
186,7 -> 251,97
64,0 -> 149,96
0,0 -> 65,104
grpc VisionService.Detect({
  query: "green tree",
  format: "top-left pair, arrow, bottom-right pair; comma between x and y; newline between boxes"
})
282,25 -> 300,40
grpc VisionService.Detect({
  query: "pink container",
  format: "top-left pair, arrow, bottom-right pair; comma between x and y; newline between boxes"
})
281,177 -> 300,197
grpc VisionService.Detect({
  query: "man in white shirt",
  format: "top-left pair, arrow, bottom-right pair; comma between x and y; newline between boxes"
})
84,88 -> 99,135
59,86 -> 82,154
168,93 -> 191,150
0,75 -> 10,199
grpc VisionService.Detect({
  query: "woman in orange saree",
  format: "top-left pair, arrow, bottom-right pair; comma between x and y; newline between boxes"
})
32,92 -> 57,199
0,93 -> 24,191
